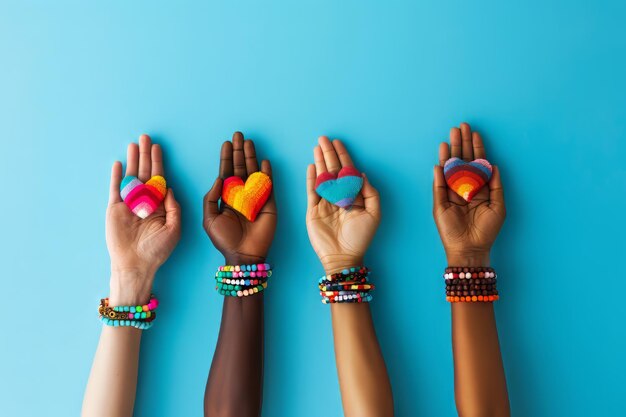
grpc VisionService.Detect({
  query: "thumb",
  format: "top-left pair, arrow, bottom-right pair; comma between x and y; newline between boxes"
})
361,173 -> 380,216
203,178 -> 223,227
488,166 -> 506,217
164,188 -> 181,232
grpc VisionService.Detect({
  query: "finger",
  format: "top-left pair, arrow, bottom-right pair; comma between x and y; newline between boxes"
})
314,145 -> 327,174
203,178 -> 223,225
244,140 -> 259,174
361,173 -> 380,215
460,123 -> 474,161
232,131 -> 247,178
138,134 -> 152,181
164,188 -> 182,234
488,166 -> 505,215
125,143 -> 139,177
450,127 -> 462,158
306,164 -> 320,208
219,141 -> 233,179
151,144 -> 164,177
332,139 -> 355,168
433,165 -> 450,212
438,142 -> 450,166
319,136 -> 341,173
472,132 -> 486,159
109,161 -> 123,205
260,159 -> 277,213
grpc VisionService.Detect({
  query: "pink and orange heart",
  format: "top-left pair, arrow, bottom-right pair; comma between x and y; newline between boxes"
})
120,175 -> 167,219
443,157 -> 492,202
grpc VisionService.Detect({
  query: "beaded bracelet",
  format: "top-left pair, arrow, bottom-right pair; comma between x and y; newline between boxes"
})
216,263 -> 272,297
217,282 -> 268,297
444,267 -> 498,303
98,296 -> 158,329
318,267 -> 374,304
319,283 -> 375,292
322,292 -> 373,304
319,266 -> 370,283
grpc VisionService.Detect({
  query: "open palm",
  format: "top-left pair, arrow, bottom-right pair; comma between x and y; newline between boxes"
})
433,123 -> 505,264
306,137 -> 380,274
203,132 -> 277,264
106,135 -> 181,278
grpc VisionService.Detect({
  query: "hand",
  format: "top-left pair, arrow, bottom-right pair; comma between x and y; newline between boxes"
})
106,134 -> 182,304
433,123 -> 506,267
203,132 -> 277,265
306,136 -> 381,274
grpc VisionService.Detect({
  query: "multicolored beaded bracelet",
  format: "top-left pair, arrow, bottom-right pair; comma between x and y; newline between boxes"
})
98,296 -> 158,329
215,263 -> 272,297
318,267 -> 374,304
322,292 -> 373,304
318,266 -> 370,283
444,267 -> 498,303
319,283 -> 375,292
217,282 -> 268,297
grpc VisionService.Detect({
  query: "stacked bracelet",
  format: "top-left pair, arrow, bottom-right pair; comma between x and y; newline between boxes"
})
215,263 -> 272,297
318,266 -> 375,304
444,267 -> 499,302
98,295 -> 158,329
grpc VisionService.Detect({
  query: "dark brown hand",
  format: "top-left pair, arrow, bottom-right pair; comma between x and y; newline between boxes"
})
203,132 -> 276,417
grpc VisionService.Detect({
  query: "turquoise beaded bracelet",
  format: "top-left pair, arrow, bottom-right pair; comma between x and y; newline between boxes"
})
98,296 -> 158,330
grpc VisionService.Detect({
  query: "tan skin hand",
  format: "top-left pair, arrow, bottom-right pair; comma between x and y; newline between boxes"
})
306,137 -> 393,417
306,137 -> 380,273
433,123 -> 505,266
203,133 -> 277,265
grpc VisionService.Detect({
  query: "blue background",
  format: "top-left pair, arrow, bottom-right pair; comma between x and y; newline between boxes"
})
1,1 -> 624,416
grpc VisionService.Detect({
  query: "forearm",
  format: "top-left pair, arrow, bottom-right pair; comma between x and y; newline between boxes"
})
448,256 -> 509,417
204,254 -> 265,417
331,303 -> 394,417
452,303 -> 509,417
82,272 -> 152,417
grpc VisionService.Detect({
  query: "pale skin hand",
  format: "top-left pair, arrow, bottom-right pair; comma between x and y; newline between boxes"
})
433,123 -> 510,417
82,134 -> 181,417
306,136 -> 393,417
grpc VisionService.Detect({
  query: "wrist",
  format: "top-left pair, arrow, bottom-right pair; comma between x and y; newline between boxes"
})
320,254 -> 364,275
224,254 -> 266,265
109,269 -> 154,306
445,251 -> 490,267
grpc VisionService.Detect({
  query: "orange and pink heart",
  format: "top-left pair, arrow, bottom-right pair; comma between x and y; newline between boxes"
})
222,172 -> 273,222
120,175 -> 167,219
443,158 -> 492,202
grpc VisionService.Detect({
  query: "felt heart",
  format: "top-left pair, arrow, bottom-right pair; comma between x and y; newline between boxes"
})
120,175 -> 167,219
443,157 -> 492,202
315,166 -> 363,209
222,172 -> 272,222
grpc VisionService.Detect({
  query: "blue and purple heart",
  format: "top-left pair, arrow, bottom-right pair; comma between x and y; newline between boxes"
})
315,167 -> 363,209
